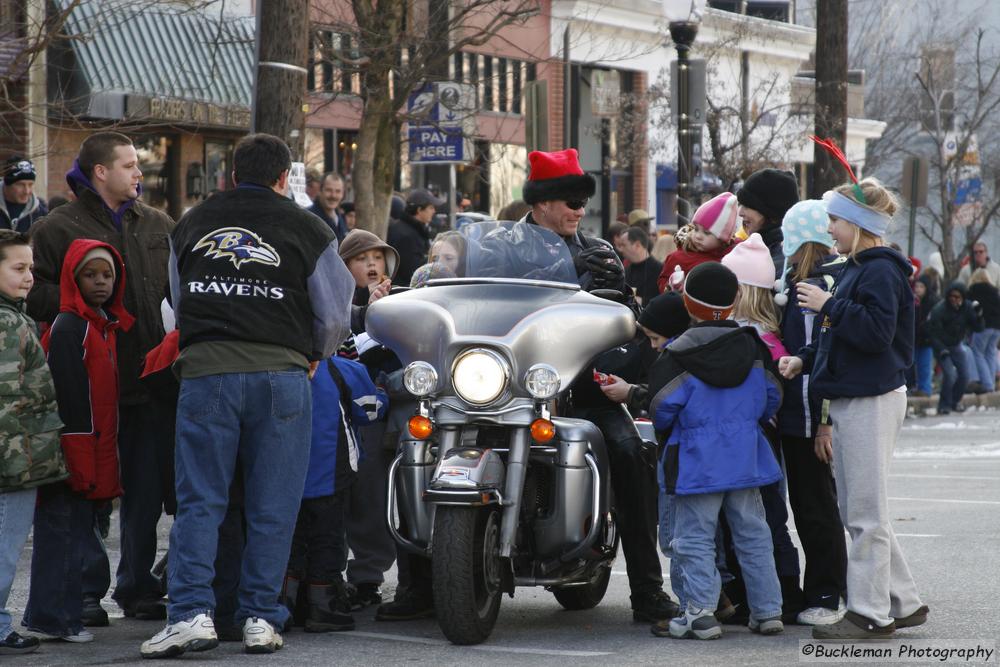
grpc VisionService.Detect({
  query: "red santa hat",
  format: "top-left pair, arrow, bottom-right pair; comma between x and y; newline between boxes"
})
523,149 -> 596,205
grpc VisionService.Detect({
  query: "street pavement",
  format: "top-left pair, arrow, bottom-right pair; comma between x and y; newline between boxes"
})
7,408 -> 1000,666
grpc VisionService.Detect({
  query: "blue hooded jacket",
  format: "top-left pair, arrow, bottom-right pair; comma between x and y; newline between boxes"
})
304,356 -> 387,499
799,247 -> 914,399
650,321 -> 783,496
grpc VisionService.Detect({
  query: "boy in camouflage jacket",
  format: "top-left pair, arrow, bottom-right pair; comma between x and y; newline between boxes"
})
0,230 -> 66,654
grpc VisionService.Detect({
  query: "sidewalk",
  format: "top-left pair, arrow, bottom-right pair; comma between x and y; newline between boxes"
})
906,390 -> 1000,416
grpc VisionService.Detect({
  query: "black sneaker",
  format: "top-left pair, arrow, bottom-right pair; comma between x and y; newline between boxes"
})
894,604 -> 929,628
349,583 -> 383,611
374,588 -> 434,621
215,622 -> 245,643
0,631 -> 40,655
631,590 -> 680,622
122,596 -> 168,620
82,598 -> 109,627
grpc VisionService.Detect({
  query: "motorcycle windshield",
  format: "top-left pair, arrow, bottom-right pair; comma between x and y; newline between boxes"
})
455,221 -> 579,285
366,220 -> 635,396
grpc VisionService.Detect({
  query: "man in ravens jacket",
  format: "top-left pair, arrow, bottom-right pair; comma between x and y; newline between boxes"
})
140,134 -> 353,658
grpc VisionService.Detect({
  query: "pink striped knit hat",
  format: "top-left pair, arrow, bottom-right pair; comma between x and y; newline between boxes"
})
692,192 -> 739,243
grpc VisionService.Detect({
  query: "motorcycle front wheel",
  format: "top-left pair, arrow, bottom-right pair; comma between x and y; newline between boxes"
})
432,505 -> 502,645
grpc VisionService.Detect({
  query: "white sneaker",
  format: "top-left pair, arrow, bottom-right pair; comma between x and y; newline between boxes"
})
797,599 -> 847,626
243,617 -> 283,654
667,608 -> 723,640
748,616 -> 784,635
61,630 -> 95,643
24,628 -> 95,643
140,613 -> 218,659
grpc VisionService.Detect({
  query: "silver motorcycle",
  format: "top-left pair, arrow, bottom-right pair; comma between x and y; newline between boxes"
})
366,221 -> 636,645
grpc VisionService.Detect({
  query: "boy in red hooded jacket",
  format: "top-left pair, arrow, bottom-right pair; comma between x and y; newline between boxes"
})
22,239 -> 133,643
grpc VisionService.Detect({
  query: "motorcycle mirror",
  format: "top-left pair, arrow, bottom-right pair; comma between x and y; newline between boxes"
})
589,289 -> 627,304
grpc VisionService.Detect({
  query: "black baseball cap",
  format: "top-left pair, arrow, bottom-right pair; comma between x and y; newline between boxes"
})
406,188 -> 446,208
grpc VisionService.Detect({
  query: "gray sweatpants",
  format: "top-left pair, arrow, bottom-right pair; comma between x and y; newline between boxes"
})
829,391 -> 924,626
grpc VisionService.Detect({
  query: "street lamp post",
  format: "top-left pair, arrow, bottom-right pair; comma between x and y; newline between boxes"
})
670,19 -> 700,225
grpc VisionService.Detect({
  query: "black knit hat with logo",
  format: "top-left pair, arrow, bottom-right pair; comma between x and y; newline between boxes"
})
682,262 -> 738,322
3,157 -> 36,185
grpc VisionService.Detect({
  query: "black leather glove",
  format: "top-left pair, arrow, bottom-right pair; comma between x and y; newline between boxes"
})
575,245 -> 625,290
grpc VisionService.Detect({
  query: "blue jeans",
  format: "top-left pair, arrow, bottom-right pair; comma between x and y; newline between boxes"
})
658,464 -> 730,611
23,484 -> 94,635
970,328 -> 1000,391
167,370 -> 311,628
0,488 -> 37,640
937,344 -> 970,410
671,488 -> 782,619
914,345 -> 934,395
82,502 -> 111,603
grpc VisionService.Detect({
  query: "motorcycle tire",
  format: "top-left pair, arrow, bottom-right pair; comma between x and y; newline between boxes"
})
551,562 -> 613,611
431,505 -> 502,645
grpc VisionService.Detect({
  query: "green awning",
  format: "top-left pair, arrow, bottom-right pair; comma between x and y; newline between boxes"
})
51,0 -> 254,128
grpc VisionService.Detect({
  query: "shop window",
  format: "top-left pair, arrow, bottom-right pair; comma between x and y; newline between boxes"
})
134,135 -> 173,213
204,140 -> 233,196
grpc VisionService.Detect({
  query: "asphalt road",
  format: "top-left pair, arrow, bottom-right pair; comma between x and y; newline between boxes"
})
7,408 -> 1000,666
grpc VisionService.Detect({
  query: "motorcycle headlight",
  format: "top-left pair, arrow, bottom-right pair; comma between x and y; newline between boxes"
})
524,364 -> 561,400
451,349 -> 509,405
403,361 -> 438,397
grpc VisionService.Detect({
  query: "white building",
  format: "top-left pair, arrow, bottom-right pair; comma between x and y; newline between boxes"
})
550,0 -> 885,232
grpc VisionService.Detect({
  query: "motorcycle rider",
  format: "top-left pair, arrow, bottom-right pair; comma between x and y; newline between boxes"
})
516,148 -> 679,622
377,149 -> 678,623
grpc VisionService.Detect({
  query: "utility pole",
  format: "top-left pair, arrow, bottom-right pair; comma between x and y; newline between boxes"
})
739,1 -> 749,169
812,0 -> 848,196
252,0 -> 310,158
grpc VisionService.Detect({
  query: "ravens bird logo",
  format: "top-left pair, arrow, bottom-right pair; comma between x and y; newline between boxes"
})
193,227 -> 281,269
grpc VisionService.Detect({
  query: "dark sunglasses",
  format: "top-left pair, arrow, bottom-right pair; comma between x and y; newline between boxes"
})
564,198 -> 588,211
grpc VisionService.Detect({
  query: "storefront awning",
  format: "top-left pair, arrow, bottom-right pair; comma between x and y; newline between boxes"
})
51,0 -> 254,129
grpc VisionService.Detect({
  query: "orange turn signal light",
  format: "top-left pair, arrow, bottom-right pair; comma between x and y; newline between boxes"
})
408,415 -> 434,439
530,418 -> 556,443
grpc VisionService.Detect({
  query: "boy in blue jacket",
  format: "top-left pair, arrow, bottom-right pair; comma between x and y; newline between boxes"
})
283,357 -> 387,633
648,262 -> 784,640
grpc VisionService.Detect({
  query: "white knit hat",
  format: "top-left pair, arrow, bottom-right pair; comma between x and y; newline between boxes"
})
722,233 -> 775,289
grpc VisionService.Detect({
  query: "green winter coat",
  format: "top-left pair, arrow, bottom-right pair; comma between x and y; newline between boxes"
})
0,293 -> 67,492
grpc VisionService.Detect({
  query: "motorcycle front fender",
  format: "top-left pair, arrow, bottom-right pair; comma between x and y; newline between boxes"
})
425,447 -> 506,506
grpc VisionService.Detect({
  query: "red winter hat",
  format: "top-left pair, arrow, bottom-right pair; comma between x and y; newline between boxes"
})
523,149 -> 596,205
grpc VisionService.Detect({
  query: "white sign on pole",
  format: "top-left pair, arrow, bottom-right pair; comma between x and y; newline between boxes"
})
591,70 -> 621,117
288,161 -> 312,207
